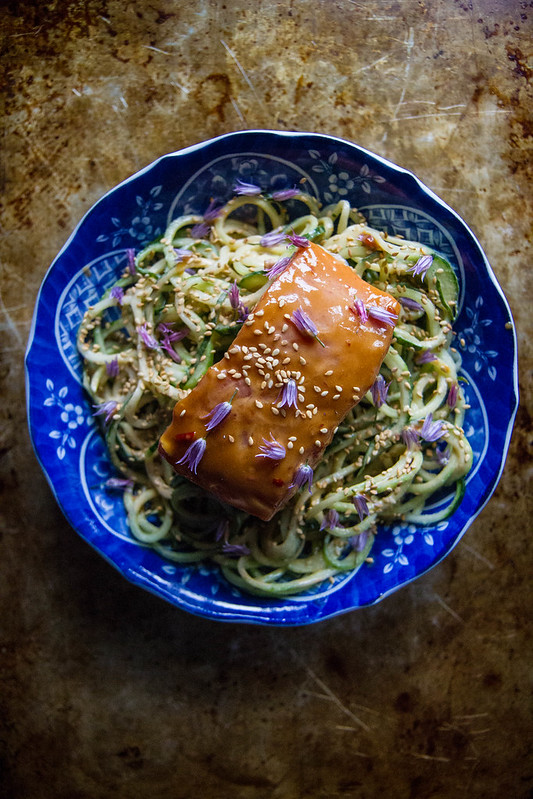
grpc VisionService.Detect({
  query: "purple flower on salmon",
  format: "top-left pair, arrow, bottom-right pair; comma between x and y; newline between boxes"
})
290,307 -> 325,346
256,434 -> 286,461
277,378 -> 299,410
407,254 -> 433,280
367,305 -> 398,328
286,231 -> 310,248
267,255 -> 292,280
353,298 -> 368,324
289,463 -> 313,493
176,437 -> 206,474
202,390 -> 237,432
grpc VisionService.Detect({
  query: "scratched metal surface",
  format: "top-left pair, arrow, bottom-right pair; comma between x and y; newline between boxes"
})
1,1 -> 532,797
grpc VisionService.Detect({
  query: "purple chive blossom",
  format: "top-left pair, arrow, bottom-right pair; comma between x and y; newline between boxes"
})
420,413 -> 445,442
290,307 -> 325,347
222,541 -> 251,557
126,248 -> 136,275
367,305 -> 398,328
415,349 -> 437,365
267,254 -> 293,280
407,254 -> 433,280
110,285 -> 124,304
203,198 -> 222,222
93,400 -> 118,424
138,323 -> 159,350
202,390 -> 237,432
105,358 -> 119,378
260,227 -> 286,247
215,520 -> 229,542
256,434 -> 286,461
320,508 -> 342,531
400,296 -> 424,313
233,178 -> 262,196
447,383 -> 458,409
370,374 -> 390,408
190,221 -> 211,239
228,281 -> 241,310
104,477 -> 134,490
401,427 -> 420,450
271,187 -> 299,201
277,378 -> 299,410
289,463 -> 313,493
353,493 -> 370,522
350,530 -> 370,552
436,443 -> 451,466
173,247 -> 192,262
158,323 -> 188,361
353,298 -> 368,324
286,230 -> 310,249
177,437 -> 207,474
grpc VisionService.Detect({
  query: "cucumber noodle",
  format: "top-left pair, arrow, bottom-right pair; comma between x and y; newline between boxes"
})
78,190 -> 473,597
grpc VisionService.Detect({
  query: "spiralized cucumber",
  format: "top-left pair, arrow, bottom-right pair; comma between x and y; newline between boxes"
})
78,190 -> 472,597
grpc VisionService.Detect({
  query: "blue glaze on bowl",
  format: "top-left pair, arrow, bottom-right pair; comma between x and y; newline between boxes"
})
25,130 -> 518,625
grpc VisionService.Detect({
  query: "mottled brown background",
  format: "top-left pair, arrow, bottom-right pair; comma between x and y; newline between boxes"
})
1,1 -> 532,797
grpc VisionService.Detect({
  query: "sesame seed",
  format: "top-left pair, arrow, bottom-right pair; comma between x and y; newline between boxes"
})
299,446 -> 305,454
253,329 -> 262,336
320,390 -> 329,397
248,436 -> 254,446
287,441 -> 294,449
271,406 -> 280,415
314,385 -> 321,393
244,377 -> 251,385
282,357 -> 291,365
306,410 -> 313,419
292,342 -> 299,351
325,370 -> 333,376
228,435 -> 235,443
255,399 -> 263,408
281,323 -> 288,333
217,373 -> 227,380
320,427 -> 328,434
255,309 -> 264,317
179,409 -> 186,416
335,385 -> 343,392
332,394 -> 341,400
315,440 -> 321,447
299,356 -> 307,365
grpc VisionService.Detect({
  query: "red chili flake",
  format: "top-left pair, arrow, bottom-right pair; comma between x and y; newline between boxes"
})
174,431 -> 196,442
272,478 -> 284,487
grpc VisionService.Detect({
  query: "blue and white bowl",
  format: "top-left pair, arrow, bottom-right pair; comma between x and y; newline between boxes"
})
25,130 -> 518,625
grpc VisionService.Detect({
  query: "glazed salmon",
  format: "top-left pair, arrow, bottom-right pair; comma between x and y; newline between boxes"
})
159,242 -> 400,520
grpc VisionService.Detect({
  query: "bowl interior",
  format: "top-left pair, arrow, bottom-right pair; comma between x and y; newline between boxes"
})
25,130 -> 518,625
